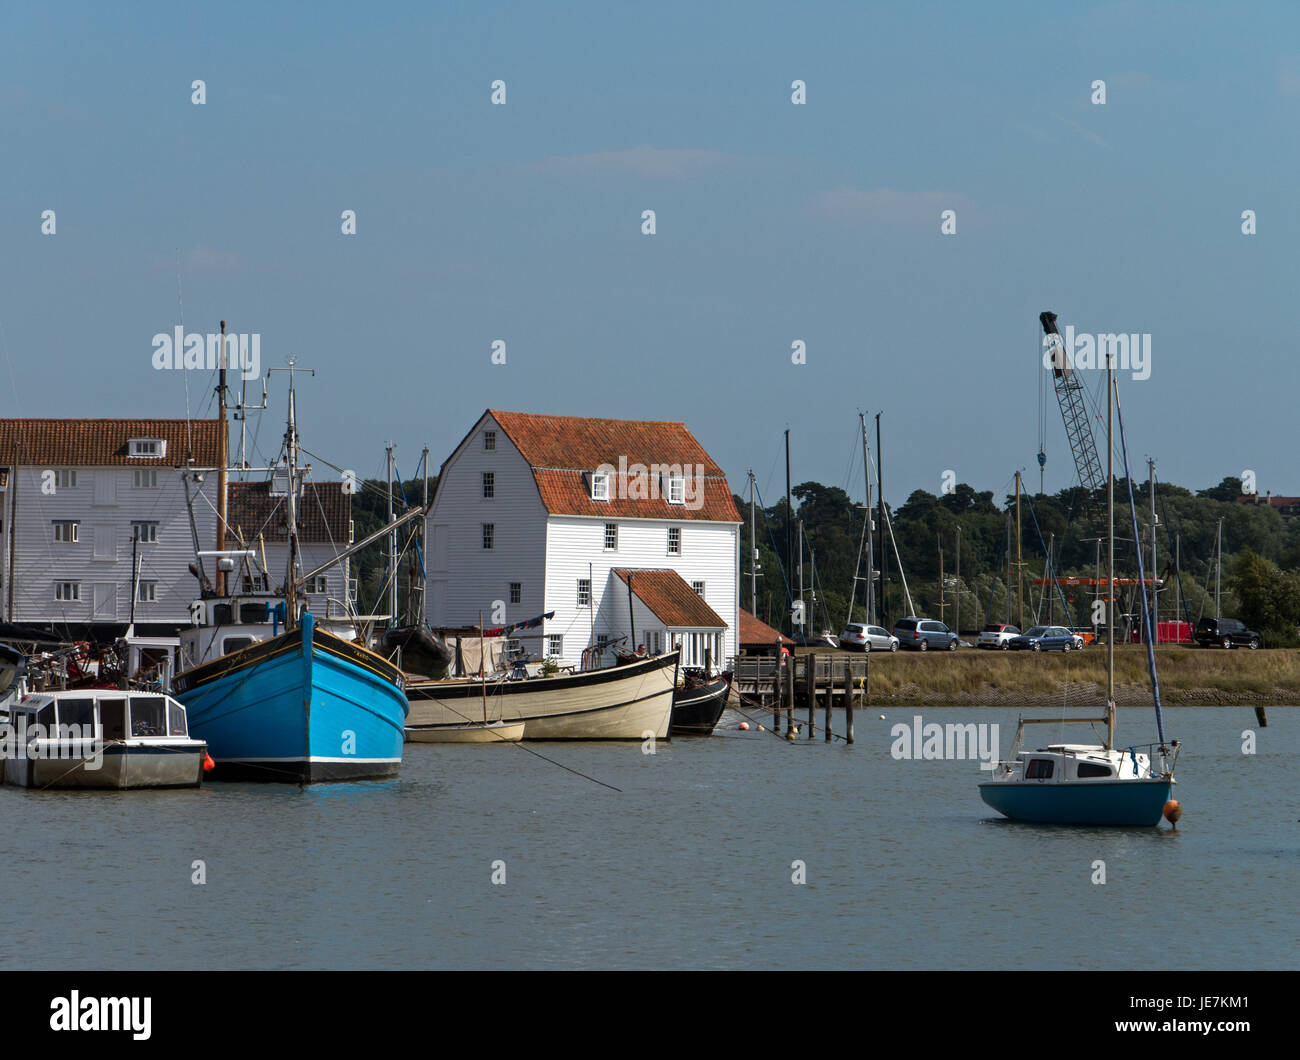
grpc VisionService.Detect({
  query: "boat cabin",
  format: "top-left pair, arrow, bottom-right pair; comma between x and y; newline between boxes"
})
1015,744 -> 1153,782
178,596 -> 359,671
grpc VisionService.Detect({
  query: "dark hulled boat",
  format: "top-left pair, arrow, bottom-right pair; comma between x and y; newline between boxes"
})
669,670 -> 731,736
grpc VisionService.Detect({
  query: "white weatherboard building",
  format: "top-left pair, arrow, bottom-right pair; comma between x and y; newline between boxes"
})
425,410 -> 741,670
0,418 -> 222,632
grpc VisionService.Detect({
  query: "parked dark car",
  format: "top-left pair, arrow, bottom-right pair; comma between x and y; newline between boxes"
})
891,617 -> 958,652
1008,625 -> 1084,652
1194,617 -> 1261,650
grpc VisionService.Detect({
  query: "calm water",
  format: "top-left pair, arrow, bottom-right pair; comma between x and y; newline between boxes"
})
1,706 -> 1294,970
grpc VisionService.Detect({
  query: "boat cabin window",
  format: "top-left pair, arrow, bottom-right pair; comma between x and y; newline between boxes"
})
240,603 -> 268,624
1025,758 -> 1055,779
1077,762 -> 1112,778
56,697 -> 96,735
213,604 -> 233,625
167,701 -> 187,737
129,696 -> 166,737
35,702 -> 56,728
99,699 -> 127,741
224,636 -> 255,654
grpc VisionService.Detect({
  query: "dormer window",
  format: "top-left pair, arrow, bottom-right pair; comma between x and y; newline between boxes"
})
129,438 -> 166,459
667,475 -> 685,505
591,471 -> 610,502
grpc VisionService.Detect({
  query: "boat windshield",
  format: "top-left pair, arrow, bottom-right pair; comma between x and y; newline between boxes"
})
129,696 -> 167,737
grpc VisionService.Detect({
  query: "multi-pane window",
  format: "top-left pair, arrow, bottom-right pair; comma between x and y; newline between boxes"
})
307,576 -> 328,593
55,469 -> 77,489
603,523 -> 617,550
546,635 -> 563,659
667,475 -> 685,504
484,430 -> 496,451
509,582 -> 521,604
55,582 -> 80,602
667,527 -> 681,554
577,578 -> 591,606
692,581 -> 706,597
131,521 -> 158,543
137,581 -> 158,602
591,471 -> 609,501
482,471 -> 495,499
482,523 -> 495,550
133,469 -> 158,489
129,439 -> 163,457
52,520 -> 78,543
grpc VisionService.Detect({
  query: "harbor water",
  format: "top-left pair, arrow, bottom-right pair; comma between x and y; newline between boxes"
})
2,706 -> 1294,970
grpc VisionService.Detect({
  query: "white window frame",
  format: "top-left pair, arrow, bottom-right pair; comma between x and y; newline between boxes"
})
577,578 -> 591,607
55,582 -> 81,602
591,471 -> 609,502
482,471 -> 495,499
133,469 -> 159,489
128,438 -> 166,458
603,523 -> 617,550
307,575 -> 328,594
131,520 -> 159,544
54,469 -> 78,489
545,634 -> 564,659
667,475 -> 685,505
692,580 -> 706,597
483,430 -> 497,452
137,581 -> 158,603
482,523 -> 495,550
52,520 -> 79,543
667,526 -> 681,554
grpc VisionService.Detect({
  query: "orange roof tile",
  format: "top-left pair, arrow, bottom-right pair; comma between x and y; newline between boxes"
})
0,419 -> 223,467
738,607 -> 793,646
488,409 -> 740,523
613,569 -> 726,629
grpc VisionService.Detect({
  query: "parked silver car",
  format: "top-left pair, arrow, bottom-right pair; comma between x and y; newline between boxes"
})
838,623 -> 899,653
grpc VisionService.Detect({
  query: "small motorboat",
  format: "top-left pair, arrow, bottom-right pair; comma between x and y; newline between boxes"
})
405,720 -> 525,743
670,669 -> 732,736
3,689 -> 208,790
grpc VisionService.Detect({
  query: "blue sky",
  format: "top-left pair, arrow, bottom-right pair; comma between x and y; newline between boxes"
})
3,1 -> 1297,507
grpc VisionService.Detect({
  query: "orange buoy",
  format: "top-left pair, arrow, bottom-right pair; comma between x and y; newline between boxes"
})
1163,799 -> 1182,828
202,752 -> 216,773
738,721 -> 750,731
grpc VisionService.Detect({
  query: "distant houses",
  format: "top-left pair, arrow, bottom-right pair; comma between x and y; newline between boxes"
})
0,418 -> 222,633
425,409 -> 740,669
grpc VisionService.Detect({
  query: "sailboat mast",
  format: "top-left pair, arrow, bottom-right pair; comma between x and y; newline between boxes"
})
1149,457 -> 1158,642
283,369 -> 300,626
784,429 -> 792,634
216,320 -> 229,598
1106,352 -> 1116,749
387,442 -> 397,628
1015,471 -> 1023,630
860,412 -> 874,626
876,412 -> 887,628
749,470 -> 757,614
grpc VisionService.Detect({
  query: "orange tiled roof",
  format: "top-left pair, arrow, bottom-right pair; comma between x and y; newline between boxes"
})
0,419 -> 222,466
489,409 -> 740,522
738,607 -> 793,646
228,480 -> 351,546
613,569 -> 727,629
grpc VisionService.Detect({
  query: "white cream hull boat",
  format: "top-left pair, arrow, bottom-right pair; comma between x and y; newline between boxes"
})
405,651 -> 678,740
405,720 -> 525,743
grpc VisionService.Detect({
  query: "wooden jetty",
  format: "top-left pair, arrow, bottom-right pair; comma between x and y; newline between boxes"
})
731,646 -> 866,743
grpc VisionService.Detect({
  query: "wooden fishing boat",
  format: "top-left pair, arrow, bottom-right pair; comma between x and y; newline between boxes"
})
406,719 -> 525,743
670,669 -> 731,736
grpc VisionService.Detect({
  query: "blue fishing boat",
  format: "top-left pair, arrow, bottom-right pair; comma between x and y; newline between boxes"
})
173,610 -> 407,782
166,355 -> 419,783
979,314 -> 1180,827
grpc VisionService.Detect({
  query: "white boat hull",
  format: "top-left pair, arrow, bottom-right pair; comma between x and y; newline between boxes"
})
405,651 -> 678,740
406,721 -> 525,743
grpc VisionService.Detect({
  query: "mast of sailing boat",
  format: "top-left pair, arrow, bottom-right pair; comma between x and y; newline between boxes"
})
216,321 -> 229,598
1106,342 -> 1115,749
282,363 -> 303,629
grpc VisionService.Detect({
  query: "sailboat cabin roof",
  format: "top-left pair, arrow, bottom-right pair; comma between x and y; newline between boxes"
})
447,409 -> 739,522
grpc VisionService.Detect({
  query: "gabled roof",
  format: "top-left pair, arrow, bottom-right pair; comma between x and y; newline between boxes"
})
613,569 -> 726,629
0,419 -> 223,467
227,480 -> 351,546
485,409 -> 740,523
738,607 -> 793,646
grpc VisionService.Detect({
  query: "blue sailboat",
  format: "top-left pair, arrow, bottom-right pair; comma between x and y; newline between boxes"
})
169,358 -> 415,782
980,319 -> 1180,826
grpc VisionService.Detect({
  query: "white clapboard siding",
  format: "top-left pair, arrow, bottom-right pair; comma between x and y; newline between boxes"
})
424,413 -> 547,634
3,466 -> 218,624
542,515 -> 738,667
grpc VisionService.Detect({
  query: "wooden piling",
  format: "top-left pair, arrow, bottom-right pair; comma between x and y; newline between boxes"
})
805,652 -> 816,738
824,656 -> 832,742
785,649 -> 795,735
773,639 -> 782,728
846,657 -> 856,744
1254,706 -> 1268,728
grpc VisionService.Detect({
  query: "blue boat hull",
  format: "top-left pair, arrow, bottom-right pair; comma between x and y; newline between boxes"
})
978,778 -> 1173,826
172,613 -> 408,783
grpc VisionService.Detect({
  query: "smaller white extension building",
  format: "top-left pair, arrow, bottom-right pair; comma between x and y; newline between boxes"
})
425,410 -> 741,670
